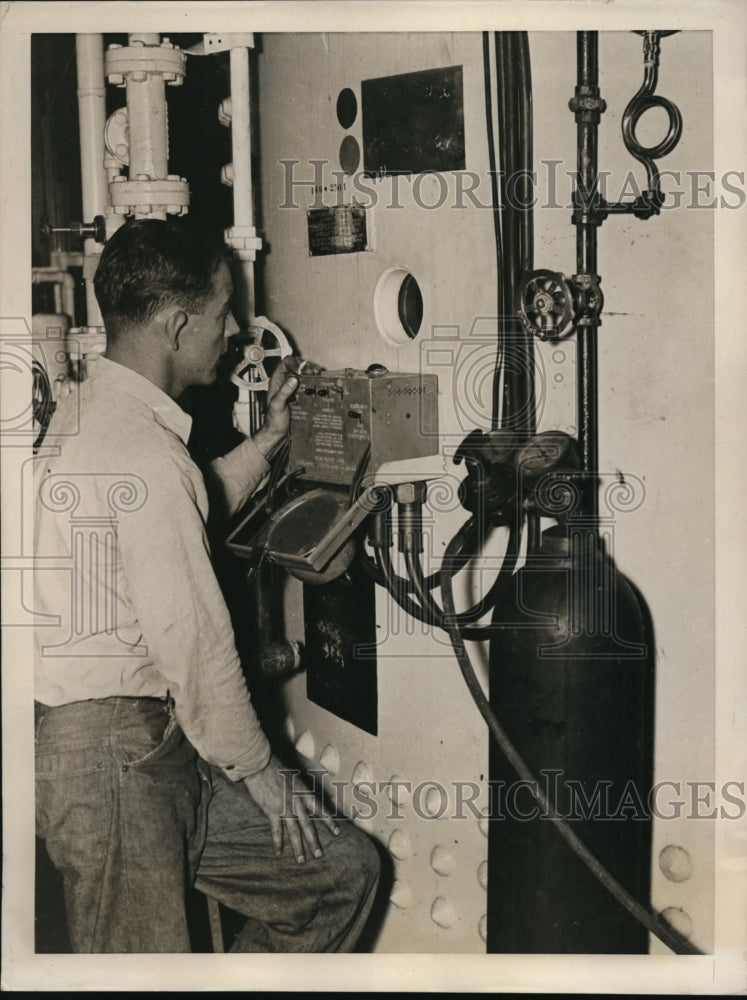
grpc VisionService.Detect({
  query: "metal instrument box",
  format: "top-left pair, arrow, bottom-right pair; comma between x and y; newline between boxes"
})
288,367 -> 439,485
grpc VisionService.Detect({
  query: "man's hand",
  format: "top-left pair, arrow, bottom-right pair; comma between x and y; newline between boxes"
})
250,362 -> 299,461
243,754 -> 341,863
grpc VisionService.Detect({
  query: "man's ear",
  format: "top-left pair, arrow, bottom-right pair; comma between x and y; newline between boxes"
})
163,308 -> 189,352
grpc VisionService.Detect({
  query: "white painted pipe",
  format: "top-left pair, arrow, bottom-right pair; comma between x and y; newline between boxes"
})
126,33 -> 169,196
50,250 -> 84,270
229,46 -> 253,230
75,33 -> 107,326
229,46 -> 256,321
32,268 -> 76,325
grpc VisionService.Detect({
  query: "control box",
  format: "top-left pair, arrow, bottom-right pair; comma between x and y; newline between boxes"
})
288,367 -> 439,485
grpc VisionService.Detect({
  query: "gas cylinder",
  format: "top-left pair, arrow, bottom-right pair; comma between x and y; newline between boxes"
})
487,522 -> 654,953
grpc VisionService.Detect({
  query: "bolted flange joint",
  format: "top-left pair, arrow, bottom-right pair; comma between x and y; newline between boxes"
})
105,41 -> 186,88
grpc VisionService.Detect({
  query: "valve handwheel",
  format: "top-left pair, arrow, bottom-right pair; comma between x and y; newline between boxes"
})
230,316 -> 293,392
516,269 -> 575,341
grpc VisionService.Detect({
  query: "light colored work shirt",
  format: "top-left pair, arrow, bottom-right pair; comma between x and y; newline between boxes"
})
34,356 -> 272,781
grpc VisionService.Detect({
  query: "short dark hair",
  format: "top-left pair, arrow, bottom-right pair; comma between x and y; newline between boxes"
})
93,218 -> 231,337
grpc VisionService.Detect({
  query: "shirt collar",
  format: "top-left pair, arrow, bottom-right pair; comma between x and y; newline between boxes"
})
91,356 -> 193,445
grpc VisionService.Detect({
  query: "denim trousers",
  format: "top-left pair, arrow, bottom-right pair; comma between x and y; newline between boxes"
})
35,697 -> 380,953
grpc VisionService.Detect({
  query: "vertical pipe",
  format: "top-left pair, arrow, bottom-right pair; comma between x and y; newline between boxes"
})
514,32 -> 536,440
496,33 -> 535,442
574,31 -> 600,528
75,34 -> 107,327
229,45 -> 256,322
229,47 -> 254,233
126,35 -> 169,197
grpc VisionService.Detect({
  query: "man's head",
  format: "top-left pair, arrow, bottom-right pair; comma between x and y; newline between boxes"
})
94,219 -> 240,395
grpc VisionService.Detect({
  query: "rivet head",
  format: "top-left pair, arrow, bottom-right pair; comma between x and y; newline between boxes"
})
661,906 -> 693,939
389,880 -> 412,910
387,829 -> 411,861
319,744 -> 340,775
658,845 -> 693,883
352,761 -> 374,787
294,729 -> 315,761
385,774 -> 410,808
430,845 -> 455,876
430,896 -> 456,929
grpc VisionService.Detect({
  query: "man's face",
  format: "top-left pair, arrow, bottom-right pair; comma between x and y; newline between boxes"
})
178,260 -> 239,388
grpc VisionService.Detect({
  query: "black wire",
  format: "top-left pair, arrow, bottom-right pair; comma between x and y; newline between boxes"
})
373,521 -> 508,642
514,31 -> 537,441
374,546 -> 429,626
405,548 -> 444,626
348,443 -> 371,508
263,437 -> 291,515
483,32 -> 505,432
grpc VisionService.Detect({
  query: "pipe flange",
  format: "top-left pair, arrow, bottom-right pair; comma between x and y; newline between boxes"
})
108,177 -> 190,216
105,42 -> 186,86
67,326 -> 107,361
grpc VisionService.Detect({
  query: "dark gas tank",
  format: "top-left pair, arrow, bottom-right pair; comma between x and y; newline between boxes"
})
487,524 -> 654,953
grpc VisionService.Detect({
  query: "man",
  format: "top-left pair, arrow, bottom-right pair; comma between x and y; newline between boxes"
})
34,219 -> 380,953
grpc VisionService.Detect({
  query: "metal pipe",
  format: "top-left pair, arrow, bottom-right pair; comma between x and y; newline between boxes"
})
32,268 -> 76,325
574,31 -> 601,528
50,250 -> 84,270
126,34 -> 169,203
495,33 -> 536,443
228,45 -> 257,322
75,34 -> 107,326
229,47 -> 254,238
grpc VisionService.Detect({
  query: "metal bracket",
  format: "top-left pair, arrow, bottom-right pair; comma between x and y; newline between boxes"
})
184,33 -> 255,56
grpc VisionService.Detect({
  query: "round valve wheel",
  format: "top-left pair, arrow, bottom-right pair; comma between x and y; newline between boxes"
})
230,316 -> 293,392
516,269 -> 575,341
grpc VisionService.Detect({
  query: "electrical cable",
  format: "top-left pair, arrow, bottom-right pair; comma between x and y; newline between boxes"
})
482,31 -> 504,432
348,443 -> 372,508
438,524 -> 704,956
373,505 -> 526,641
374,540 -> 494,640
514,31 -> 537,444
263,436 -> 291,514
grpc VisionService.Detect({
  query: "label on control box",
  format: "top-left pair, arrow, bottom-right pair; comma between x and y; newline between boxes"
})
288,368 -> 438,486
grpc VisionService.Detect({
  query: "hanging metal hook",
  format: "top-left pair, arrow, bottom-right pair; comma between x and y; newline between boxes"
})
620,31 -> 683,216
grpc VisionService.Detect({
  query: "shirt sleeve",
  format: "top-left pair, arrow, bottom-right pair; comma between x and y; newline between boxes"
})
206,435 -> 271,521
116,444 -> 271,781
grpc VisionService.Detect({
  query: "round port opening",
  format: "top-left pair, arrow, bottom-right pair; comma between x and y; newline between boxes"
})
336,88 -> 358,129
374,267 -> 424,346
339,135 -> 360,175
